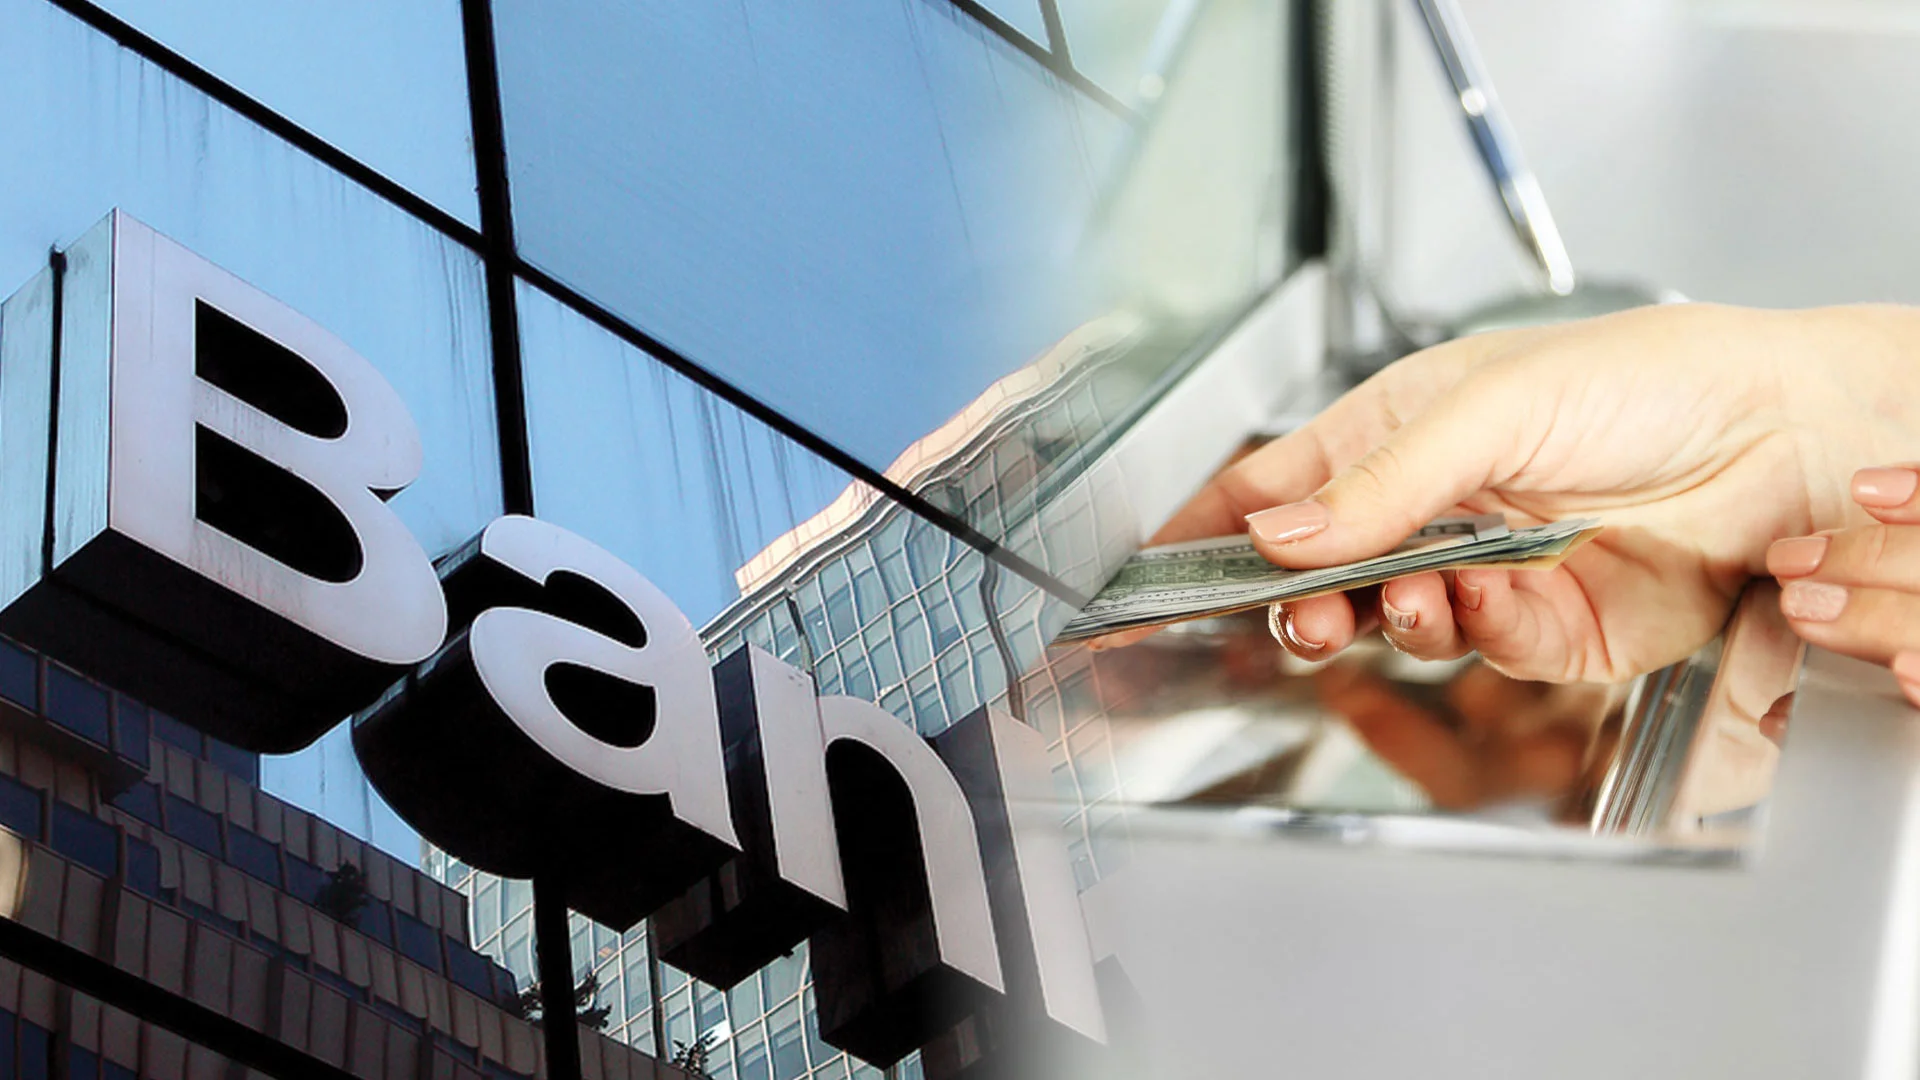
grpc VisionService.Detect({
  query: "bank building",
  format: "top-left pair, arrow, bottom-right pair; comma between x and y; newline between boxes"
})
0,0 -> 1303,1078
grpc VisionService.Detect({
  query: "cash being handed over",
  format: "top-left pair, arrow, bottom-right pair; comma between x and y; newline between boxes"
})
1054,513 -> 1602,644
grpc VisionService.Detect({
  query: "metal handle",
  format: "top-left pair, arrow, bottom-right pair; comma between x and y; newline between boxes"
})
1412,0 -> 1577,295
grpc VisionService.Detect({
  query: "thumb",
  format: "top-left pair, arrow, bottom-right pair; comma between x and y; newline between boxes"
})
1246,375 -> 1532,567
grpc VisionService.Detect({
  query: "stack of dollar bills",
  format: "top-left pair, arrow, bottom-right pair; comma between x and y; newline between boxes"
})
1054,514 -> 1601,644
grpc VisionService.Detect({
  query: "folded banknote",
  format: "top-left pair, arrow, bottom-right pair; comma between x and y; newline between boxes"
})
1055,514 -> 1602,644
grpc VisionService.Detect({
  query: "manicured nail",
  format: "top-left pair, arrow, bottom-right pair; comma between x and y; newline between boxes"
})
1853,467 -> 1920,508
1455,575 -> 1483,612
1766,535 -> 1829,578
1381,594 -> 1417,632
1246,501 -> 1330,545
1273,607 -> 1326,653
1781,580 -> 1848,622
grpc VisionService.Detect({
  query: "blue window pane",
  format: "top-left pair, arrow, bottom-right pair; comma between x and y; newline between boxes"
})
162,795 -> 222,857
907,523 -> 948,589
738,1031 -> 771,1080
864,628 -> 902,691
150,712 -> 202,757
66,1046 -> 101,1080
490,961 -> 519,1007
358,900 -> 395,947
929,598 -> 963,654
878,547 -> 914,604
0,773 -> 42,839
286,856 -> 329,906
51,803 -> 118,879
0,639 -> 35,710
204,738 -> 258,784
769,1003 -> 806,1080
624,951 -> 653,1017
0,0 -> 502,560
894,607 -> 932,672
260,726 -> 424,867
909,671 -> 946,735
495,0 -> 1126,475
824,585 -> 857,644
842,655 -> 875,703
125,837 -> 162,898
851,568 -> 887,628
228,826 -> 283,888
91,0 -> 479,226
44,663 -> 110,747
0,1010 -> 12,1080
113,696 -> 149,770
446,943 -> 495,998
18,1021 -> 48,1080
395,910 -> 443,973
519,283 -> 863,627
110,783 -> 163,829
697,983 -> 726,1033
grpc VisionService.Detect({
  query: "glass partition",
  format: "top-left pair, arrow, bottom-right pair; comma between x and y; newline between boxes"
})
493,0 -> 1300,565
92,0 -> 482,226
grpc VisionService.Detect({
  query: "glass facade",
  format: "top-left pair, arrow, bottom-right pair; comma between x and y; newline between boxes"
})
90,0 -> 482,226
0,0 -> 1307,1077
492,0 -> 1131,475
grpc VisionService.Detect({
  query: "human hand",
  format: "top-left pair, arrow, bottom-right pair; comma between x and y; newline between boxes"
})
1131,303 -> 1920,682
1768,465 -> 1920,706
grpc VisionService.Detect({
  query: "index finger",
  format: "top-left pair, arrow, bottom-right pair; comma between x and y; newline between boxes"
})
1147,337 -> 1493,548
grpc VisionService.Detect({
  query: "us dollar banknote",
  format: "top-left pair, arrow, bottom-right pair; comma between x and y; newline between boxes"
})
1055,514 -> 1601,644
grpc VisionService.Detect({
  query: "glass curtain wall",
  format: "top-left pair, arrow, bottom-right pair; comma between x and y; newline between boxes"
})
0,0 -> 1305,1077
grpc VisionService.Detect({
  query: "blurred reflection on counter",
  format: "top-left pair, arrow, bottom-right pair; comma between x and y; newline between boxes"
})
1088,576 -> 1803,859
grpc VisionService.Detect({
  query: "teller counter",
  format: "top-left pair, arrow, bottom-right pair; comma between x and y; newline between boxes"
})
1010,260 -> 1920,1080
1073,540 -> 1920,1079
1098,577 -> 1800,860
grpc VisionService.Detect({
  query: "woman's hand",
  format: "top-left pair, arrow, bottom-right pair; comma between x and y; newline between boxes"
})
1770,465 -> 1920,705
1132,303 -> 1920,682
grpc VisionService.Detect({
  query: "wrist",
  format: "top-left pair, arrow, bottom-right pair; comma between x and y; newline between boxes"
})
1781,304 -> 1920,530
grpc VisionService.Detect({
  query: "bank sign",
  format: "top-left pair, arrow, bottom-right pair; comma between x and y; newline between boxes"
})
0,213 -> 1110,1075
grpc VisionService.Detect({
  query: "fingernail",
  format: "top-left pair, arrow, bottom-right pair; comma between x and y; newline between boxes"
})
1893,652 -> 1920,684
1455,575 -> 1483,612
1853,466 -> 1920,508
1381,597 -> 1417,632
1246,501 -> 1330,545
1781,580 -> 1848,622
1766,535 -> 1829,578
1273,606 -> 1326,653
